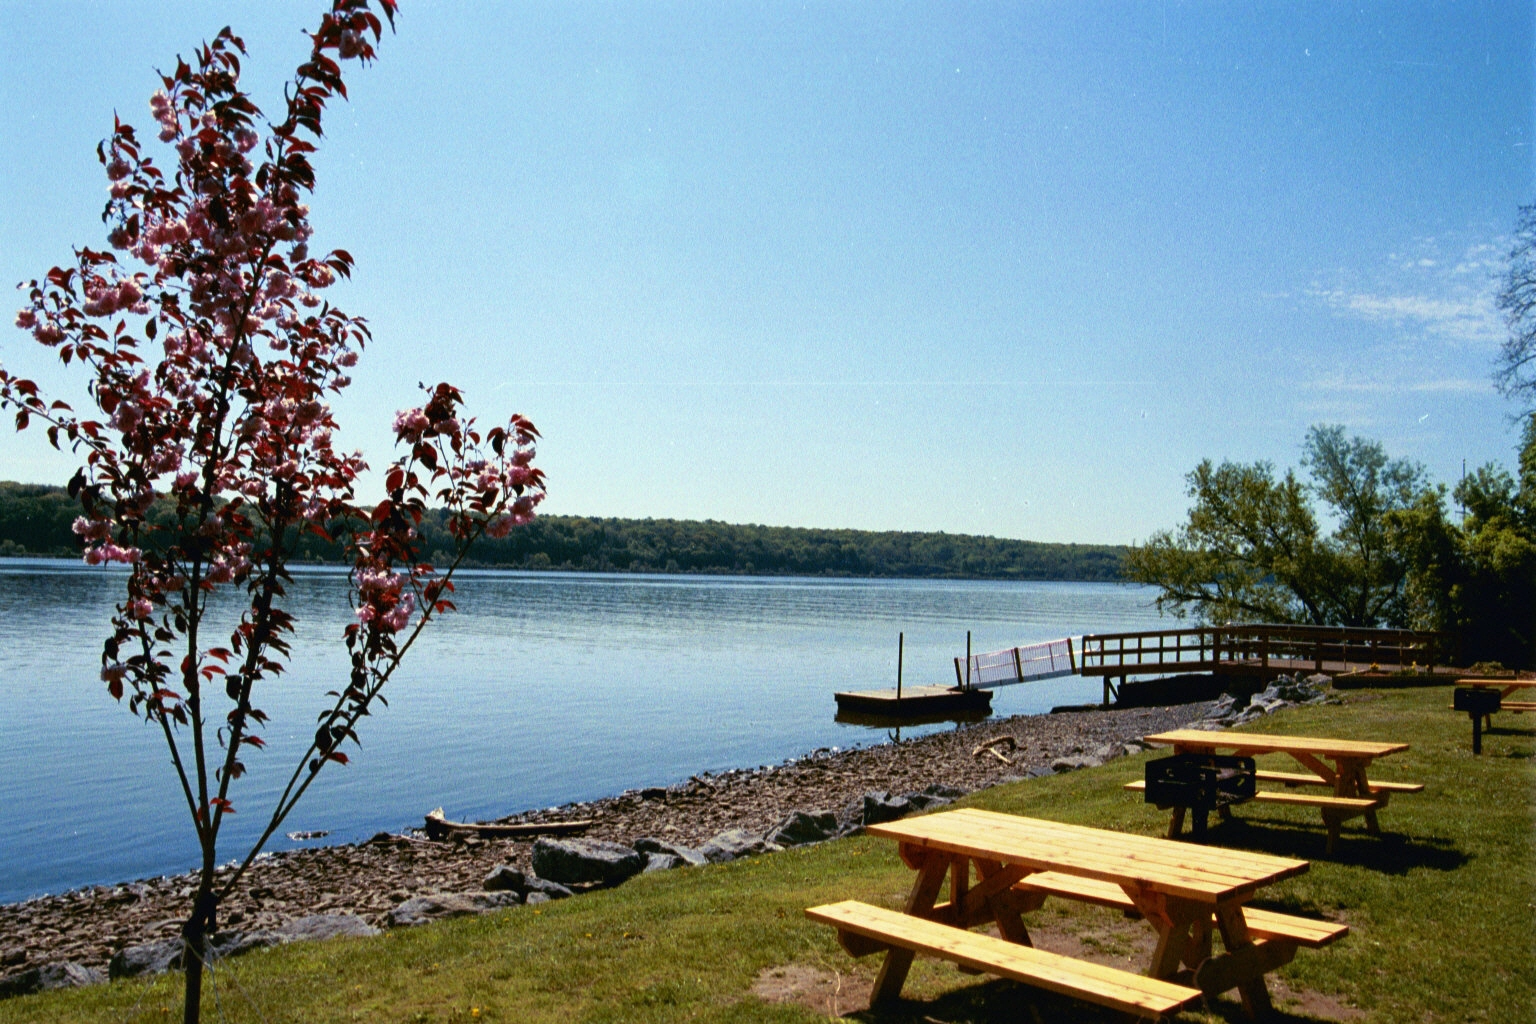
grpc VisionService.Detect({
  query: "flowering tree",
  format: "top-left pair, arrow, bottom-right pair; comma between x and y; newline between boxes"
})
0,3 -> 544,1020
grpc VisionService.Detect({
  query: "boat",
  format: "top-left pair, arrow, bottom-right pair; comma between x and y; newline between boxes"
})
422,808 -> 593,841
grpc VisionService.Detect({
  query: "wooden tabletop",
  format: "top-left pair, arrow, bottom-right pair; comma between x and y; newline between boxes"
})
1456,678 -> 1536,689
867,807 -> 1308,904
1142,729 -> 1408,760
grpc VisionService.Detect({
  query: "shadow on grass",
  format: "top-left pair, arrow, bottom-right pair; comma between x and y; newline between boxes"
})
844,976 -> 1344,1023
1169,816 -> 1467,874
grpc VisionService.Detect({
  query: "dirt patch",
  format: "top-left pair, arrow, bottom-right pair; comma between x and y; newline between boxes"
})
753,963 -> 873,1018
1270,977 -> 1370,1021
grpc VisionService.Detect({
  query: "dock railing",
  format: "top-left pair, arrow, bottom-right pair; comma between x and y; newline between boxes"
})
956,637 -> 1077,689
953,622 -> 1449,705
1078,622 -> 1446,679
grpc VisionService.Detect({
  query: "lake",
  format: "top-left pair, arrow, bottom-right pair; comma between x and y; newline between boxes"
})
0,559 -> 1167,903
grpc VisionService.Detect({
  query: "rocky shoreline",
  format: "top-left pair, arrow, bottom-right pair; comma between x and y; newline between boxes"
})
3,686 -> 1329,997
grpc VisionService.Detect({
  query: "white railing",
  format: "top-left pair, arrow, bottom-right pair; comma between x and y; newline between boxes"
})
957,637 -> 1077,688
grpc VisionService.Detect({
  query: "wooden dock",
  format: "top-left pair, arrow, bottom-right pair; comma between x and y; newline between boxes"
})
959,623 -> 1453,706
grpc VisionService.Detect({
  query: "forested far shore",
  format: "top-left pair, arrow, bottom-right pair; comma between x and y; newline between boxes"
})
0,481 -> 1124,581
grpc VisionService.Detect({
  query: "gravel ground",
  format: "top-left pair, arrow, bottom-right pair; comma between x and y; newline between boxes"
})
0,700 -> 1215,975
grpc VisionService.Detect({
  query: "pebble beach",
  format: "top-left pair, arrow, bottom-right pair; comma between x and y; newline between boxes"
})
0,700 -> 1215,980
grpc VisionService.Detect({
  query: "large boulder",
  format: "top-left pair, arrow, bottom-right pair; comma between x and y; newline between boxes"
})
105,916 -> 377,981
483,865 -> 526,892
633,838 -> 708,867
0,961 -> 104,998
698,828 -> 781,863
531,838 -> 648,886
109,939 -> 182,980
764,810 -> 838,847
524,876 -> 575,900
643,853 -> 686,872
385,891 -> 523,928
276,914 -> 380,942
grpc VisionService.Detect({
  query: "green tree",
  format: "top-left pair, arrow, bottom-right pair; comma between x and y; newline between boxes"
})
1126,426 -> 1433,627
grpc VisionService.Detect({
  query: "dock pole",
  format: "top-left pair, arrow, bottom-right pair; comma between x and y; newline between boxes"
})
965,631 -> 972,690
897,632 -> 904,700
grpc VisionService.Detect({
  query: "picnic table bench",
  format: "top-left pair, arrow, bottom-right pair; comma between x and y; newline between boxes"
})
806,808 -> 1346,1020
1131,730 -> 1422,853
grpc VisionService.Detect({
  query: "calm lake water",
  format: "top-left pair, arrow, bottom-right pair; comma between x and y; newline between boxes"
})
0,559 -> 1167,903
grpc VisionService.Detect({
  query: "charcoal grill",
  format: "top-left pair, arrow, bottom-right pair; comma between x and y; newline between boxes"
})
1453,687 -> 1502,754
1144,752 -> 1255,838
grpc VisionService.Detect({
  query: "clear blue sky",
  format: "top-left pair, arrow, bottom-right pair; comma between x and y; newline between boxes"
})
1,1 -> 1530,544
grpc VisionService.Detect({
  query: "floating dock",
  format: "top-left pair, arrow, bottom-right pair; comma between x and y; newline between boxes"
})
833,684 -> 992,718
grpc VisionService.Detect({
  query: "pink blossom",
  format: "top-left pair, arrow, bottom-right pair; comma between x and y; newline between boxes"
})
72,516 -> 111,541
128,597 -> 153,620
392,408 -> 430,439
105,156 -> 130,181
14,309 -> 37,330
109,402 -> 142,434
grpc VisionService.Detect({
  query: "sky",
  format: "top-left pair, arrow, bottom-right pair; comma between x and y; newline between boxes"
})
0,1 -> 1530,545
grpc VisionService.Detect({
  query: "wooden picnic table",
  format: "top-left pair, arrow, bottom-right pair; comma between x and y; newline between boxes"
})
807,807 -> 1346,1020
1138,729 -> 1420,852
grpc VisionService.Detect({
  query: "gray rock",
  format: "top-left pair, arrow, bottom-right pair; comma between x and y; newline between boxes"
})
208,931 -> 286,960
524,891 -> 554,906
275,914 -> 380,942
859,792 -> 913,827
922,784 -> 968,801
901,792 -> 948,811
531,838 -> 648,886
764,810 -> 838,847
698,828 -> 782,863
1051,754 -> 1100,773
109,939 -> 182,980
524,876 -> 575,900
633,838 -> 709,866
385,891 -> 523,928
483,865 -> 526,892
643,853 -> 685,872
0,961 -> 104,998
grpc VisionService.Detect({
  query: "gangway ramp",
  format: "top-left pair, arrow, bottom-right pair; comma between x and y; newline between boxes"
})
957,637 -> 1078,688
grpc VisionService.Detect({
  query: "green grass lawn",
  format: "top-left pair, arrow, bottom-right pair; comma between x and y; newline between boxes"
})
7,685 -> 1534,1023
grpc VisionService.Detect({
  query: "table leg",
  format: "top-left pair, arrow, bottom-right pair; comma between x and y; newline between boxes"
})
870,850 -> 951,1005
1129,890 -> 1201,982
1213,903 -> 1274,1019
972,859 -> 1035,947
1340,760 -> 1381,834
1168,805 -> 1187,839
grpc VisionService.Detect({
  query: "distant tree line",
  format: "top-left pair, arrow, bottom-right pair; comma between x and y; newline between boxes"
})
0,481 -> 1125,581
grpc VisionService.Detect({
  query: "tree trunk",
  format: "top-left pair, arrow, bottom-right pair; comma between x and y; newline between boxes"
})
181,887 -> 217,1024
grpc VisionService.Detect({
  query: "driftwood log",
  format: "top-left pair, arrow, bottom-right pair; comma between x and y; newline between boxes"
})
971,736 -> 1017,765
423,808 -> 594,842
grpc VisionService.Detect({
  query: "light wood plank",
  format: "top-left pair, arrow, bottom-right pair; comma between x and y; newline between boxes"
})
806,900 -> 1200,1019
1011,872 -> 1347,947
1143,729 -> 1408,759
873,808 -> 1308,903
1254,769 -> 1423,793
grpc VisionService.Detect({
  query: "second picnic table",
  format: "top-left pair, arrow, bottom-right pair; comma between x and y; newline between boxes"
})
1136,728 -> 1422,852
807,807 -> 1347,1020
